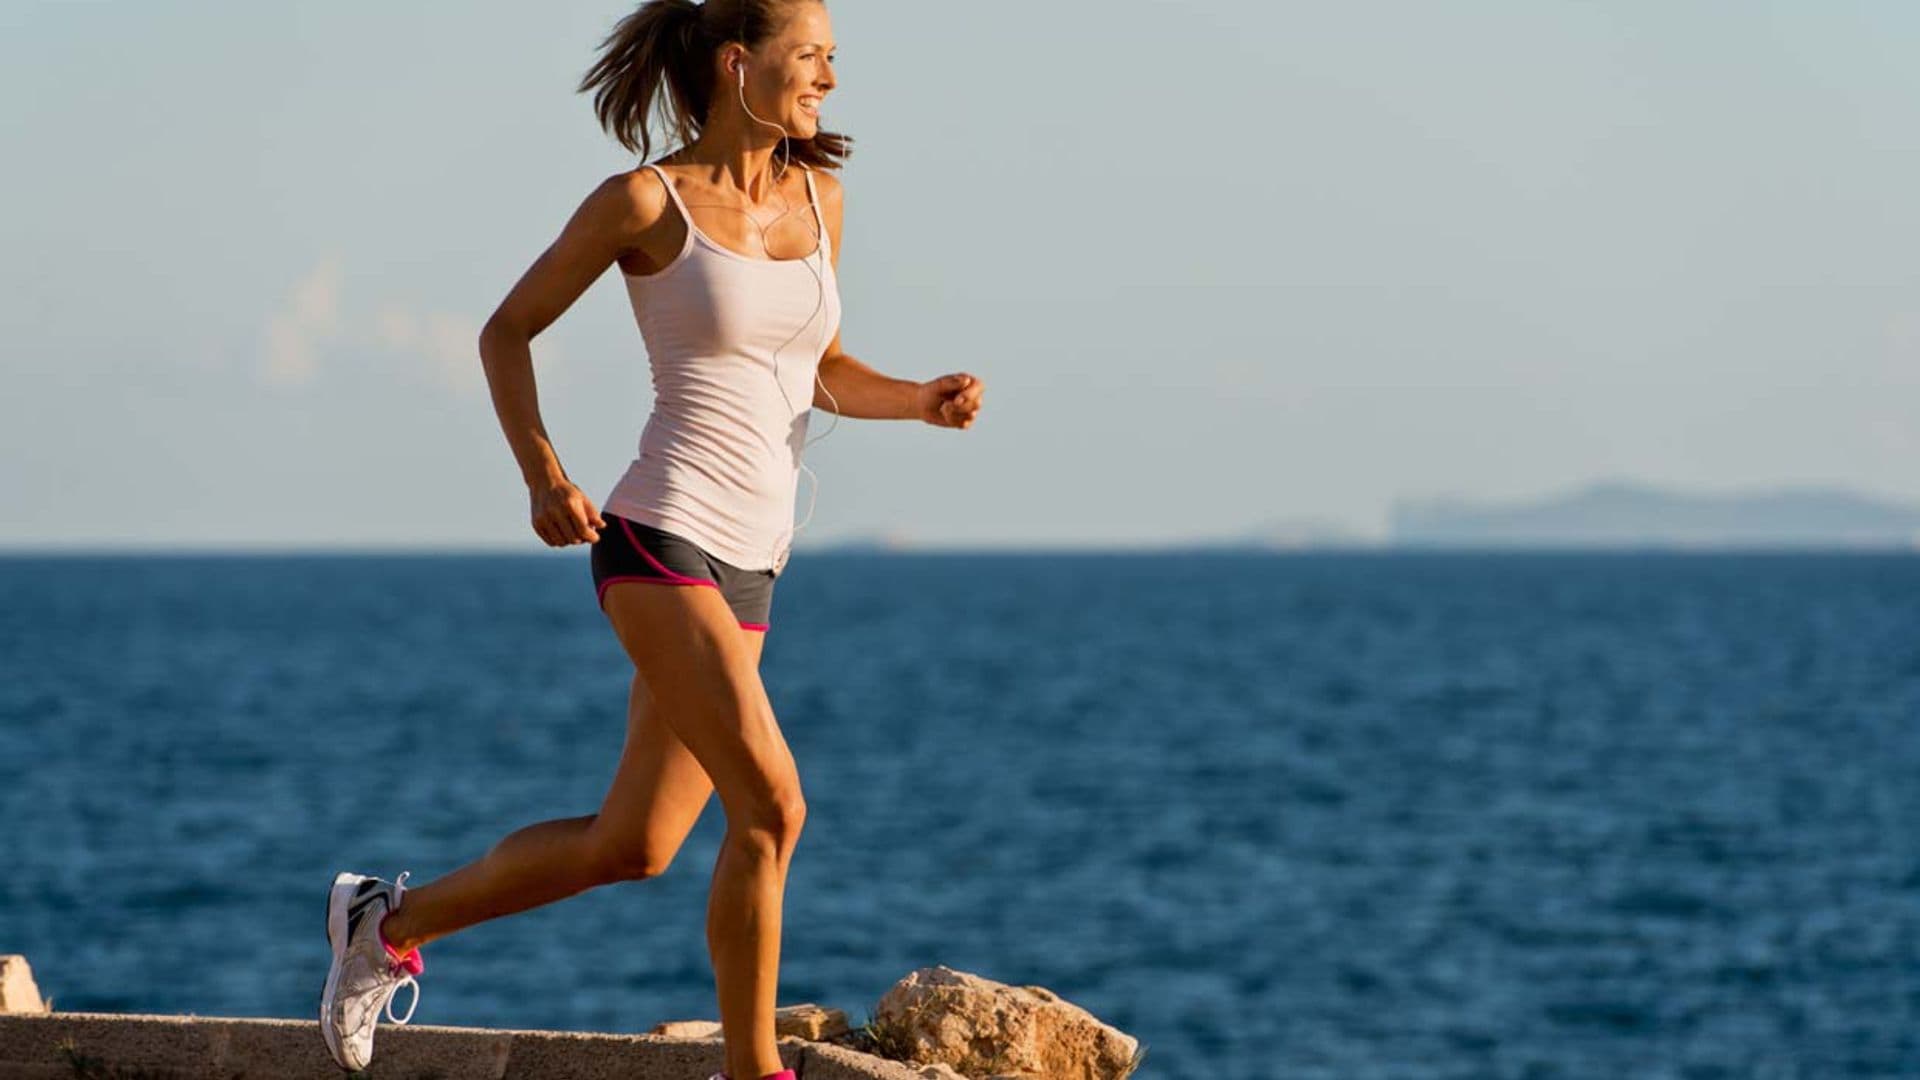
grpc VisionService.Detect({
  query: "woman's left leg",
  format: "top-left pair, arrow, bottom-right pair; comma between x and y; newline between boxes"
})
379,628 -> 764,953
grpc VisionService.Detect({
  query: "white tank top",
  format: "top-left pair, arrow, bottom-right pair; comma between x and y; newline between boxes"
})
602,161 -> 841,573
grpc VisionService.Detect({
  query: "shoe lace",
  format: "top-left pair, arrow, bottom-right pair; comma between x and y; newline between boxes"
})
344,949 -> 422,1043
383,968 -> 420,1025
381,870 -> 422,1025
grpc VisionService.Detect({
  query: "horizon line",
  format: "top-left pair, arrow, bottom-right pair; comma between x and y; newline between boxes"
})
2,540 -> 1917,558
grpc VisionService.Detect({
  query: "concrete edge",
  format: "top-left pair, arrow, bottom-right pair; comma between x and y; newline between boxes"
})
0,1012 -> 933,1080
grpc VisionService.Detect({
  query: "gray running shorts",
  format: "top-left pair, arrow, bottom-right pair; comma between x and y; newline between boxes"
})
590,513 -> 776,632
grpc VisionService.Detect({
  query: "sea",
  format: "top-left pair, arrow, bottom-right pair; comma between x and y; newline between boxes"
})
2,551 -> 1916,1078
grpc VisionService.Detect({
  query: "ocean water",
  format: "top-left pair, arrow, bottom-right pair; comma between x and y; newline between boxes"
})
1,551 -> 1917,1078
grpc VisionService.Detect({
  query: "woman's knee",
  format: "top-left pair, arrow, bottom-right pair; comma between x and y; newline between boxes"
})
728,788 -> 807,858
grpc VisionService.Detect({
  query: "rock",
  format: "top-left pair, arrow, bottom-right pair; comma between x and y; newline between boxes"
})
649,1004 -> 846,1042
648,1018 -> 722,1037
875,965 -> 1141,1080
775,1002 -> 850,1040
912,1065 -> 969,1079
0,956 -> 49,1015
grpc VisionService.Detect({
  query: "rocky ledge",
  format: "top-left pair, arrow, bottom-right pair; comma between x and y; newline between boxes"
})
0,957 -> 1144,1079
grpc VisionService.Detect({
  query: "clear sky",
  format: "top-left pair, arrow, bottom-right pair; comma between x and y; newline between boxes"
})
4,1 -> 1917,552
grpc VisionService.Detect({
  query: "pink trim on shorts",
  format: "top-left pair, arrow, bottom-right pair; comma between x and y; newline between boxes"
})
596,574 -> 720,611
619,517 -> 720,587
597,580 -> 770,631
600,517 -> 763,629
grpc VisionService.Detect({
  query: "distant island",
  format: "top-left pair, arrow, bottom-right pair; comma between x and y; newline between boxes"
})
781,481 -> 1920,556
1388,480 -> 1920,550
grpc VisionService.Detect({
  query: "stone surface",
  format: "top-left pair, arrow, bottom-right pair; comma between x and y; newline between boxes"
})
776,1001 -> 851,1040
0,1013 -> 932,1079
649,1018 -> 724,1037
0,957 -> 48,1015
649,1003 -> 847,1041
803,1040 -> 936,1080
875,965 -> 1142,1080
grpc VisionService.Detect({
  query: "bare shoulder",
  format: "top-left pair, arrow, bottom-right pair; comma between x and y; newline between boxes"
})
591,167 -> 672,232
810,166 -> 844,208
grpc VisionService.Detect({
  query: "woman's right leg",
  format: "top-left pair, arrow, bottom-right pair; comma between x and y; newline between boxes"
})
598,580 -> 804,1080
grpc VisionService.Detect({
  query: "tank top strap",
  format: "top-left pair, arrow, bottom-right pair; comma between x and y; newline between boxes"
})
800,165 -> 830,261
643,162 -> 693,226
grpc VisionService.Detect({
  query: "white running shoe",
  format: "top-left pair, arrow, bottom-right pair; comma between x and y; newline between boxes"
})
319,870 -> 425,1072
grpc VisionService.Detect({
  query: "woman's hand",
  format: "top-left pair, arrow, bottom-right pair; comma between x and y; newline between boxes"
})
529,480 -> 607,547
914,372 -> 984,429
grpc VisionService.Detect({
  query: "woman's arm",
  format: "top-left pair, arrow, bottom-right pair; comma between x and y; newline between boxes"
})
810,171 -> 983,428
814,350 -> 918,419
478,171 -> 663,544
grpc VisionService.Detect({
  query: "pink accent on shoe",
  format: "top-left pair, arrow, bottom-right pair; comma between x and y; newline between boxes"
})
386,944 -> 424,976
377,910 -> 425,975
758,1070 -> 797,1080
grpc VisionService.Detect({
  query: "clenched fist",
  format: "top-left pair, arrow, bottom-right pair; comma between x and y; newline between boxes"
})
915,372 -> 983,429
530,481 -> 606,547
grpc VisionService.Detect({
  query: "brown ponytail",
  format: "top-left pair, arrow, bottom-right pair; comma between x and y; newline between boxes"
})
578,0 -> 852,170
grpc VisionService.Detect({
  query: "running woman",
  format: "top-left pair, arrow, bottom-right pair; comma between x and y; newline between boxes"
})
317,2 -> 985,1078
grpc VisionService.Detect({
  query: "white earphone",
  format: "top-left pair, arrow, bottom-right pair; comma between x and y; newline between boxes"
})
726,52 -> 838,574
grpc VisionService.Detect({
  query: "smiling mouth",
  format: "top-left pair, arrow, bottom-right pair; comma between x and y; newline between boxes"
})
798,97 -> 822,116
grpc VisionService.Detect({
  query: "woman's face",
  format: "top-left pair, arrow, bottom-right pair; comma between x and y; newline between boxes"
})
742,3 -> 837,139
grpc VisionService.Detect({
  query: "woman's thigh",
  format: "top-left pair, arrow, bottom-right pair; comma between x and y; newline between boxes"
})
599,579 -> 800,826
591,629 -> 767,871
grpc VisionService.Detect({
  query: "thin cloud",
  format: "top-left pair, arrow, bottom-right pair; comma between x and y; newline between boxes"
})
261,257 -> 342,388
375,305 -> 490,397
260,258 -> 518,396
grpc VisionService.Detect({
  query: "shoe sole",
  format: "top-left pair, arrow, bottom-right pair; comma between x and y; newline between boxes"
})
320,871 -> 371,1070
